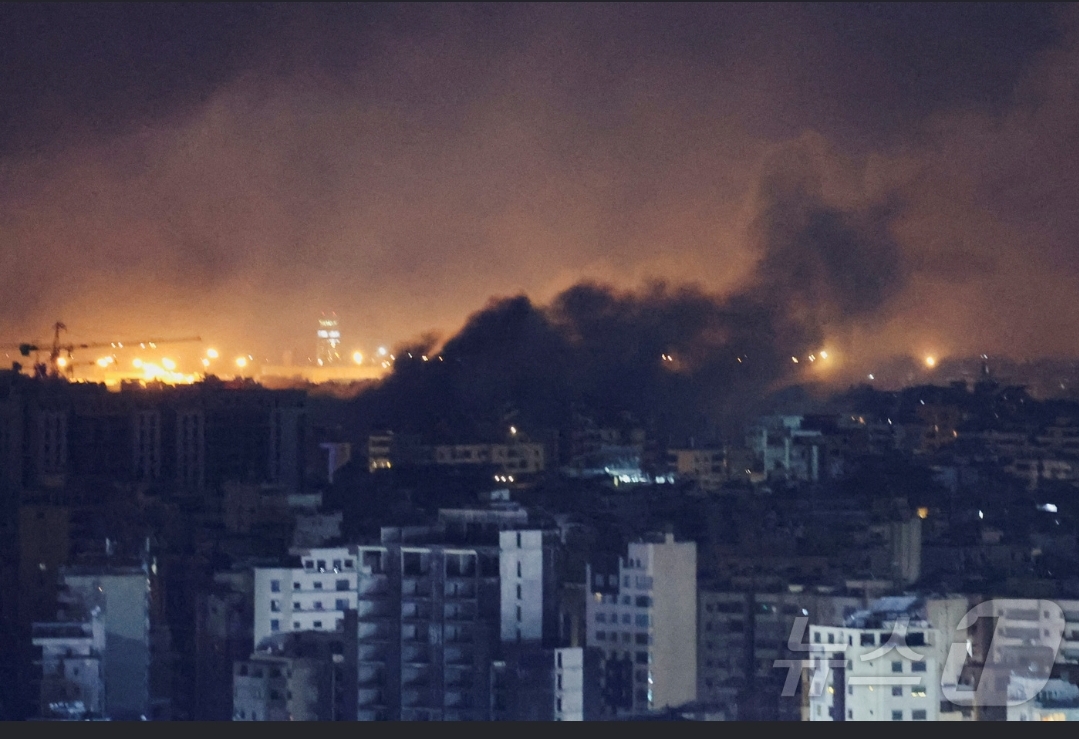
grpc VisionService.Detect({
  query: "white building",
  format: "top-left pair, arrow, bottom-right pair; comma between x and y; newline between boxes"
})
586,534 -> 697,715
808,597 -> 942,721
500,530 -> 547,642
253,547 -> 359,647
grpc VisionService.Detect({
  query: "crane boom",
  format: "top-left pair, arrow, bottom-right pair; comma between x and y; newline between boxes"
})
3,322 -> 202,377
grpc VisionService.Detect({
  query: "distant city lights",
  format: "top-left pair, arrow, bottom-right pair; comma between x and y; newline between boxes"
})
925,356 -> 937,368
352,351 -> 363,364
161,358 -> 176,371
378,347 -> 388,357
206,348 -> 219,359
235,357 -> 248,368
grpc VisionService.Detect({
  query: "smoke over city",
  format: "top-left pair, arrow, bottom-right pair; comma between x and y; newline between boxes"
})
360,139 -> 912,436
1,6 -> 1078,382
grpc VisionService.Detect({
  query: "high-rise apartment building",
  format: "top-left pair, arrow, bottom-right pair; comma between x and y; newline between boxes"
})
585,534 -> 697,716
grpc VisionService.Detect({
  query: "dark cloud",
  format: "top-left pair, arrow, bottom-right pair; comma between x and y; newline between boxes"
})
0,4 -> 1076,385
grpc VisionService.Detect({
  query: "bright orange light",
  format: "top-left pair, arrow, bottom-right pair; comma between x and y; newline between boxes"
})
161,358 -> 177,371
352,351 -> 363,364
56,356 -> 68,368
235,357 -> 248,368
925,356 -> 937,368
133,358 -> 143,368
201,358 -> 210,368
206,348 -> 219,359
96,356 -> 113,368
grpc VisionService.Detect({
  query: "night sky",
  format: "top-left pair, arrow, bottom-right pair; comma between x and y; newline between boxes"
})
1,4 -> 1076,382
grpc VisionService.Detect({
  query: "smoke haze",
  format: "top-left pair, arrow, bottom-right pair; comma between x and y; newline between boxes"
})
1,5 -> 1078,387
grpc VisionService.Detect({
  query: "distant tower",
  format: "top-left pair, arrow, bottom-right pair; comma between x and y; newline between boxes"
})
316,312 -> 341,366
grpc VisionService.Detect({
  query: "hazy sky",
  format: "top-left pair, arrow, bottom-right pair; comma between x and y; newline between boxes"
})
1,4 -> 1076,380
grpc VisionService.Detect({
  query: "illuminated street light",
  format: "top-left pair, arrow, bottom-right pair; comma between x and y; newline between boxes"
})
206,348 -> 219,359
235,357 -> 248,368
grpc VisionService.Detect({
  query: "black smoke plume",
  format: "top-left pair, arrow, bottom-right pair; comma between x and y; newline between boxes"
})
355,151 -> 908,444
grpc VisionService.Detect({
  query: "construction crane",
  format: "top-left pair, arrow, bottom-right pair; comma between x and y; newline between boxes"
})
4,321 -> 201,378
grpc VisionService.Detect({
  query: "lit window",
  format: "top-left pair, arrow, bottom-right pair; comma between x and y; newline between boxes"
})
270,580 -> 281,593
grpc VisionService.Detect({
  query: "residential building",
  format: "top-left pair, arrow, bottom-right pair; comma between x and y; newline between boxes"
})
586,534 -> 697,716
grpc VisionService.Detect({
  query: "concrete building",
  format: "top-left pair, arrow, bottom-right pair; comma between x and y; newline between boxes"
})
32,566 -> 160,720
808,596 -> 942,721
233,654 -> 325,721
586,534 -> 697,716
253,547 -> 360,647
32,617 -> 106,719
746,416 -> 822,483
233,614 -> 357,721
667,448 -> 726,491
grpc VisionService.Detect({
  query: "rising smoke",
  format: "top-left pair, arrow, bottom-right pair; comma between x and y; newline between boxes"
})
358,138 -> 911,440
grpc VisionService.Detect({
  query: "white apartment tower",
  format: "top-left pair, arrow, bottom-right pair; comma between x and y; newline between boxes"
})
586,534 -> 697,715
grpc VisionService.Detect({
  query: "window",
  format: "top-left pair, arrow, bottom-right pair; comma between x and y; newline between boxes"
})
622,633 -> 632,644
304,560 -> 314,570
314,581 -> 324,590
635,614 -> 649,627
517,584 -> 522,600
635,633 -> 650,645
332,559 -> 342,571
828,633 -> 835,644
516,606 -> 522,622
270,599 -> 281,612
293,621 -> 300,629
622,614 -> 631,624
912,709 -> 927,721
912,661 -> 927,673
316,560 -> 326,572
911,686 -> 926,697
556,698 -> 562,712
596,631 -> 606,641
892,686 -> 903,697
517,532 -> 522,548
335,599 -> 348,610
314,601 -> 323,610
814,632 -> 821,643
293,601 -> 301,610
293,582 -> 301,590
557,674 -> 563,690
336,579 -> 349,591
635,651 -> 649,665
271,580 -> 281,593
517,561 -> 522,578
344,559 -> 355,569
892,661 -> 903,673
270,619 -> 280,632
313,621 -> 323,628
892,710 -> 903,721
906,632 -> 925,647
861,633 -> 876,646
848,685 -> 853,695
596,613 -> 606,623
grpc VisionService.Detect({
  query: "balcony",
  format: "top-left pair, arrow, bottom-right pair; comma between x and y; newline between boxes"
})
357,688 -> 386,708
402,577 -> 433,598
402,644 -> 432,665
